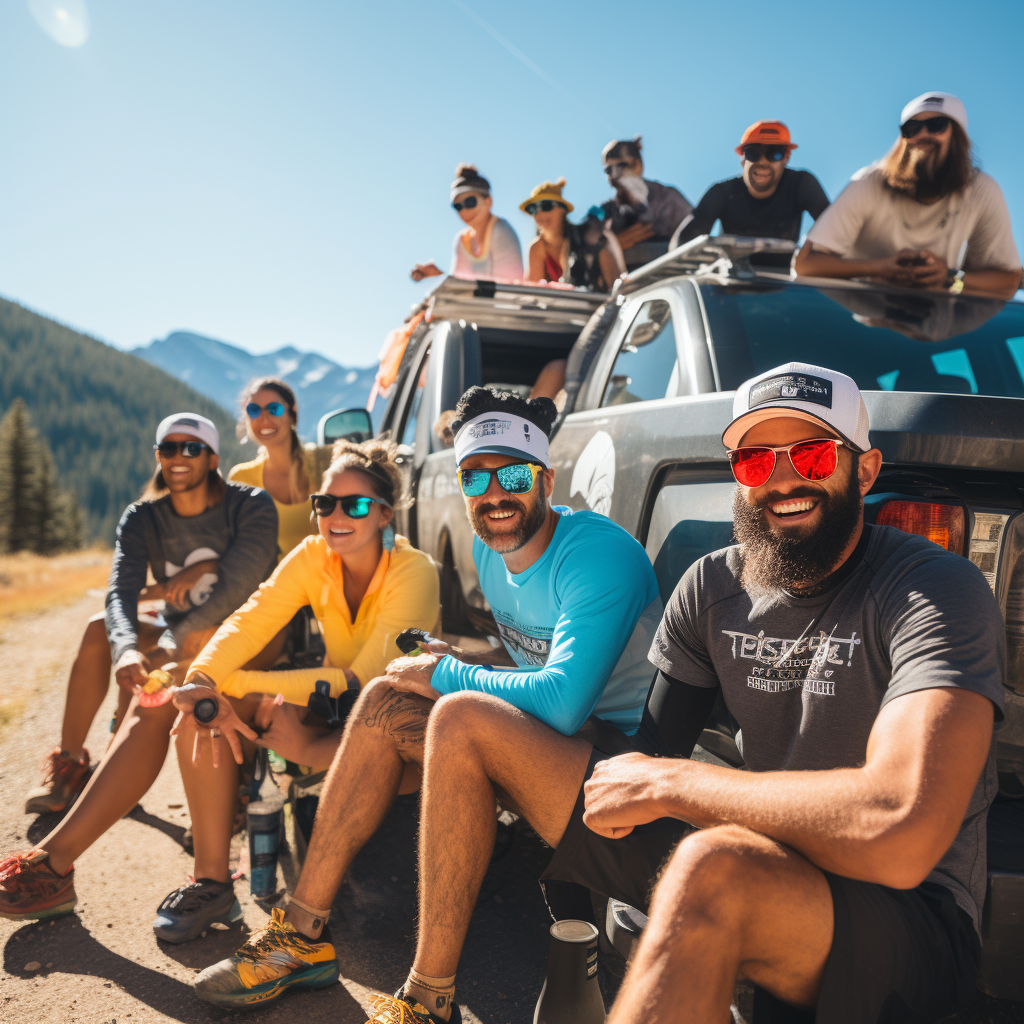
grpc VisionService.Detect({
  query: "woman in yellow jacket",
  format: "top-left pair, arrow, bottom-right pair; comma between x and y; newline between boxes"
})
161,440 -> 439,936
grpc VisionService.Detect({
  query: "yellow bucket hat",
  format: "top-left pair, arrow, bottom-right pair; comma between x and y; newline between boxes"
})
519,177 -> 574,214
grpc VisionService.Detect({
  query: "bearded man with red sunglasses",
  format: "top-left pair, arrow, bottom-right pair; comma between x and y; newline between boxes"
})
795,91 -> 1022,298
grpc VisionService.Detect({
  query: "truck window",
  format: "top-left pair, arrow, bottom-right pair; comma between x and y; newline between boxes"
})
601,299 -> 679,407
400,354 -> 429,449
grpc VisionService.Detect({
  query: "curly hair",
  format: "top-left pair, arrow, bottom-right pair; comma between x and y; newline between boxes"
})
451,386 -> 557,439
323,437 -> 410,510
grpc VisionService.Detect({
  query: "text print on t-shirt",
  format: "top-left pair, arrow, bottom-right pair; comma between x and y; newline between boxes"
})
720,624 -> 861,696
494,612 -> 552,667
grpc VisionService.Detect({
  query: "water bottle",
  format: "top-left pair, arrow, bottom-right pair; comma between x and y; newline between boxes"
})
247,750 -> 284,898
533,920 -> 606,1024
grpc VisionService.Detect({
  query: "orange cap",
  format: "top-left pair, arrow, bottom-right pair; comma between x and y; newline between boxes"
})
735,120 -> 797,154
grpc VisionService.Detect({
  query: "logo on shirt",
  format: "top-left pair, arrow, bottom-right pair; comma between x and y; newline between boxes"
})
720,626 -> 860,696
749,373 -> 833,410
494,614 -> 552,667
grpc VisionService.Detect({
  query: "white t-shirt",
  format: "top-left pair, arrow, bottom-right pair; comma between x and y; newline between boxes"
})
807,165 -> 1021,273
449,215 -> 523,282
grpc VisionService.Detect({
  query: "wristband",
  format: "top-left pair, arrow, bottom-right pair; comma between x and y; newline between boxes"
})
948,269 -> 965,294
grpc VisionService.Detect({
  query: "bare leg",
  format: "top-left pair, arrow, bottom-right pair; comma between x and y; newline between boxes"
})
607,825 -> 833,1024
412,692 -> 591,996
287,678 -> 433,920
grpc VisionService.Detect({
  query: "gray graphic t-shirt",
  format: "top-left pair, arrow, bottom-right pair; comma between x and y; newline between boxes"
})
649,525 -> 1005,933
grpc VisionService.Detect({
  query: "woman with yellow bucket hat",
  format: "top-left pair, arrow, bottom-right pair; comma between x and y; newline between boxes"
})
520,177 -> 624,291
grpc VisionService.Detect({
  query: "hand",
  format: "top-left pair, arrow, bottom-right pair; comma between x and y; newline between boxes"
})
114,649 -> 150,694
379,653 -> 441,702
614,222 -> 655,250
252,695 -> 329,765
171,679 -> 256,767
910,249 -> 949,289
872,249 -> 921,286
410,261 -> 443,282
582,751 -> 675,839
162,560 -> 219,612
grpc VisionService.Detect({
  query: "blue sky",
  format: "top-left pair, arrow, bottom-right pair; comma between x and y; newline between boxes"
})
2,0 -> 1022,369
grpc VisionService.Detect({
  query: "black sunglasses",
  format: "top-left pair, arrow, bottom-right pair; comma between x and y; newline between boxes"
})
525,199 -> 567,216
899,116 -> 951,139
741,144 -> 788,163
603,160 -> 631,176
452,195 -> 480,212
155,441 -> 211,458
311,493 -> 392,519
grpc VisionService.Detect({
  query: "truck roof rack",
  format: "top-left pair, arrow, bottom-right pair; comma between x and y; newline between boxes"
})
615,234 -> 797,295
422,275 -> 608,333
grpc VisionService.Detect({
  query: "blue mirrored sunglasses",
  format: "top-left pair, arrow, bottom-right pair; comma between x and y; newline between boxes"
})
246,401 -> 286,419
457,463 -> 542,498
311,493 -> 391,519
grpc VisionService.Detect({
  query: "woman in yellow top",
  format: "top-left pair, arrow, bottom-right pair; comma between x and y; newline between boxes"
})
167,440 -> 440,903
228,377 -> 322,562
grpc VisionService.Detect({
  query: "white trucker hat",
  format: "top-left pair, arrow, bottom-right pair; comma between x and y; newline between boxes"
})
722,362 -> 871,452
900,91 -> 968,133
155,412 -> 220,455
453,411 -> 551,468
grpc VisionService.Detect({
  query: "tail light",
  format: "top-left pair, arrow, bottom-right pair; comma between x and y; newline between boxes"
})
875,501 -> 965,554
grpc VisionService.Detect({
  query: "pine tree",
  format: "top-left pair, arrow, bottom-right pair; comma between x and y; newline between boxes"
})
0,399 -> 83,554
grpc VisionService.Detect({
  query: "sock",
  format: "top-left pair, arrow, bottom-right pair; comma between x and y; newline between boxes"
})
405,969 -> 456,1020
284,896 -> 331,939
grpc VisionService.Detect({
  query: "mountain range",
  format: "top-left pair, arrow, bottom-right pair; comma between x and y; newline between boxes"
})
132,332 -> 380,440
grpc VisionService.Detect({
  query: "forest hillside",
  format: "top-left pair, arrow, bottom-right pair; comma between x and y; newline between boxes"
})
0,297 -> 244,541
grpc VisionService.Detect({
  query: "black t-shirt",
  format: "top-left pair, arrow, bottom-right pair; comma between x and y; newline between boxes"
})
678,168 -> 829,245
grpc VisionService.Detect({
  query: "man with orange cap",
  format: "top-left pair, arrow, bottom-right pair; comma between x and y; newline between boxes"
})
674,120 -> 828,248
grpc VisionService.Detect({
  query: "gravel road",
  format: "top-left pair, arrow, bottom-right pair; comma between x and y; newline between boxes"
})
1,593 -> 1021,1024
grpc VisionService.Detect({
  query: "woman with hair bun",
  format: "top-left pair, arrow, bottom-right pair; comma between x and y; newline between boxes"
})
173,438 -> 440,765
228,377 -> 325,563
410,162 -> 523,283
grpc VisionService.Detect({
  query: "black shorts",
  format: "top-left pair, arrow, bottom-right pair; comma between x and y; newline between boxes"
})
543,750 -> 981,1024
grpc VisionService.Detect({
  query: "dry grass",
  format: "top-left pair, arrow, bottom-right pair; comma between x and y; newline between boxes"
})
0,547 -> 111,620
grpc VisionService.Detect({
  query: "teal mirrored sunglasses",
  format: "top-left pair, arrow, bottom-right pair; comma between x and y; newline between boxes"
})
457,463 -> 543,498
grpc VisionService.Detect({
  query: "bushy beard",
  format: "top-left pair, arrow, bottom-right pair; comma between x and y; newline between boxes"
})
616,173 -> 649,206
469,483 -> 548,554
885,141 -> 947,201
732,465 -> 863,595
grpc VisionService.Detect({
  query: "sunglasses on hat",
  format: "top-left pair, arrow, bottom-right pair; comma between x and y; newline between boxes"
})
246,401 -> 286,419
727,438 -> 845,489
452,196 -> 479,212
311,493 -> 392,519
457,462 -> 543,498
899,116 -> 951,139
525,199 -> 567,216
155,441 -> 211,458
741,144 -> 788,163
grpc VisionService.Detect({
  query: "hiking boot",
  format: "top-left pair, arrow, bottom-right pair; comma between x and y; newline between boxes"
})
153,878 -> 243,944
24,749 -> 91,814
365,992 -> 463,1024
193,906 -> 338,1008
0,850 -> 77,921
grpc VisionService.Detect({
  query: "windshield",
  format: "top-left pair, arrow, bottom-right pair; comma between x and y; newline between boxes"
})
701,282 -> 1024,398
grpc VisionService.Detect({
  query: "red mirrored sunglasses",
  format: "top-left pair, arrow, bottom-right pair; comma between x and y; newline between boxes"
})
727,438 -> 845,488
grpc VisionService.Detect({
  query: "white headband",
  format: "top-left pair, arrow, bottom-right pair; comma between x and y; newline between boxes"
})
453,411 -> 551,468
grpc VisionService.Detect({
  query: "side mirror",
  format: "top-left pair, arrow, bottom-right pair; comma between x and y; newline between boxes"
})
318,408 -> 374,446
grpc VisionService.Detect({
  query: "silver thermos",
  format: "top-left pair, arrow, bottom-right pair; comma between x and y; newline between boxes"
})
533,920 -> 606,1024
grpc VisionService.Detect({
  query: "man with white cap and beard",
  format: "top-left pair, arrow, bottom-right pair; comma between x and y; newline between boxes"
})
795,91 -> 1022,298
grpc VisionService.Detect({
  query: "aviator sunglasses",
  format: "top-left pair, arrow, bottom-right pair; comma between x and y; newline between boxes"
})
452,195 -> 480,212
741,144 -> 788,163
525,199 -> 567,216
154,440 -> 211,458
727,438 -> 846,489
246,401 -> 286,419
457,462 -> 543,498
311,493 -> 392,519
899,116 -> 951,139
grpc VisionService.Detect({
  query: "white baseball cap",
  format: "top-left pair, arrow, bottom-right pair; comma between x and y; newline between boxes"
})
900,91 -> 968,133
156,413 -> 220,454
722,362 -> 871,452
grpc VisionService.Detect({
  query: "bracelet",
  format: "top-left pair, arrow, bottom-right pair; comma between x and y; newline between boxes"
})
948,269 -> 965,294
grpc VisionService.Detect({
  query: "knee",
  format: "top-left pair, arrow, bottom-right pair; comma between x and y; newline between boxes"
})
426,690 -> 507,753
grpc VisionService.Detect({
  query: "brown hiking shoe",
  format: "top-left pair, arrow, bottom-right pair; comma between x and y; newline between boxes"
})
0,850 -> 77,921
24,749 -> 91,814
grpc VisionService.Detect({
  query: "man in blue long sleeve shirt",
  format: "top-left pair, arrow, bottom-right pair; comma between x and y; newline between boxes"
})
194,387 -> 660,1016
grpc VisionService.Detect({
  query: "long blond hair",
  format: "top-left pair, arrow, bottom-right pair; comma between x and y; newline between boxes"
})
237,377 -> 310,503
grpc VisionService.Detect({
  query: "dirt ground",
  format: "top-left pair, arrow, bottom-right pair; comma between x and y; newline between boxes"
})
0,580 -> 1021,1024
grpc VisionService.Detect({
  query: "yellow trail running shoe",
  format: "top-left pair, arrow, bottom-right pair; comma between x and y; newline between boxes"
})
365,992 -> 462,1024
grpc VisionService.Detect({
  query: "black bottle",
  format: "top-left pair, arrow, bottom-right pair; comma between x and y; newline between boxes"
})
534,920 -> 606,1024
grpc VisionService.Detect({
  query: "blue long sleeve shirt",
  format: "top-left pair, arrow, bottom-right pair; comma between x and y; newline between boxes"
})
431,507 -> 662,736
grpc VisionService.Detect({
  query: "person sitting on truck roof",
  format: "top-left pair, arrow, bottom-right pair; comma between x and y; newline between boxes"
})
388,360 -> 1003,1024
410,163 -> 524,284
520,177 -> 625,291
672,120 -> 829,249
191,385 -> 662,1016
4,413 -> 282,939
795,91 -> 1023,299
600,136 -> 693,270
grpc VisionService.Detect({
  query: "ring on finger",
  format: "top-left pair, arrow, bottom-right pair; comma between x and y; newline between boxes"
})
210,728 -> 222,739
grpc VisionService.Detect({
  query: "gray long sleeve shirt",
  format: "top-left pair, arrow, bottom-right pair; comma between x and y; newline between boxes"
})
105,482 -> 278,664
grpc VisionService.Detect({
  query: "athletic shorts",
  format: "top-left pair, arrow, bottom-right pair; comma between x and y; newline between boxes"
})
543,749 -> 981,1024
